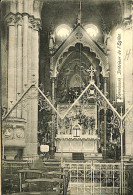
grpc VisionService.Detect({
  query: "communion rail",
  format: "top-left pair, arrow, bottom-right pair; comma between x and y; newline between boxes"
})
63,161 -> 133,195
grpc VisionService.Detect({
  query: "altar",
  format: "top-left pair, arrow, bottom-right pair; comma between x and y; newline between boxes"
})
55,102 -> 100,159
55,135 -> 98,153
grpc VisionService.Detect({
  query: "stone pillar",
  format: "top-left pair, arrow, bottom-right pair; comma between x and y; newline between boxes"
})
103,77 -> 107,159
1,4 -> 8,110
22,14 -> 28,90
6,14 -> 17,114
28,17 -> 33,86
16,14 -> 23,118
23,16 -> 41,159
123,12 -> 133,157
107,28 -> 116,102
51,78 -> 56,158
2,0 -> 43,160
30,19 -> 40,157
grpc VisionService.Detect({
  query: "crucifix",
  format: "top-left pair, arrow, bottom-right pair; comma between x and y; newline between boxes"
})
87,65 -> 96,81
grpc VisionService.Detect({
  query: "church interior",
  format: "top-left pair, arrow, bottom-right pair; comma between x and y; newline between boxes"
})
1,0 -> 133,194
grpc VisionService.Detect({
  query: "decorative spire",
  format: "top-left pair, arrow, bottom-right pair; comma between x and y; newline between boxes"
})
77,1 -> 82,24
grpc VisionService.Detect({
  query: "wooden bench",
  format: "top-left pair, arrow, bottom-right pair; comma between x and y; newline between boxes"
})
17,170 -> 43,192
25,178 -> 63,193
25,178 -> 63,185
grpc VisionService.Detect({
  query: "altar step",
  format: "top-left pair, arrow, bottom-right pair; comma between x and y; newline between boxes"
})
55,152 -> 102,161
84,153 -> 102,160
42,160 -> 61,172
55,152 -> 72,160
43,161 -> 61,166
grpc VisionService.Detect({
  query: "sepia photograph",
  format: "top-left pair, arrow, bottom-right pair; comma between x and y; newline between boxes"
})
1,0 -> 133,194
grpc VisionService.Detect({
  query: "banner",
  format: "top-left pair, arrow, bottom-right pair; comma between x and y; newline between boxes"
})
115,28 -> 124,103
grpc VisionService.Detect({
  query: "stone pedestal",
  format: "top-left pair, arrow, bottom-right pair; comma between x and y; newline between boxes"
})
3,118 -> 26,160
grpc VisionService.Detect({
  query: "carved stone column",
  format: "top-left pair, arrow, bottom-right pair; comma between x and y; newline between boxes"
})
6,13 -> 17,116
16,14 -> 23,118
51,78 -> 56,158
103,77 -> 107,159
23,16 -> 41,159
123,13 -> 133,157
2,0 -> 43,160
22,14 -> 28,90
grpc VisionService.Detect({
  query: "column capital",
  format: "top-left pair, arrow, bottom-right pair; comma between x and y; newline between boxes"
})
5,12 -> 41,30
123,16 -> 132,29
16,13 -> 23,26
28,16 -> 41,31
28,16 -> 34,28
5,13 -> 16,26
32,18 -> 41,31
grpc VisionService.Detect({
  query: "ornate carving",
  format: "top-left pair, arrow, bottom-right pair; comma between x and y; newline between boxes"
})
28,16 -> 34,28
31,18 -> 41,31
55,41 -> 108,78
57,103 -> 96,136
5,13 -> 41,30
4,128 -> 12,138
75,32 -> 83,40
6,13 -> 16,26
16,14 -> 23,26
15,128 -> 24,138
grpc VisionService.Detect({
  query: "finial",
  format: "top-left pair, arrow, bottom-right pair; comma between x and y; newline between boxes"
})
77,14 -> 81,24
77,1 -> 82,24
87,65 -> 96,82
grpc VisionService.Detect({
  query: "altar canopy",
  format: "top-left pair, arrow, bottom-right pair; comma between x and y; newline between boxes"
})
49,24 -> 107,159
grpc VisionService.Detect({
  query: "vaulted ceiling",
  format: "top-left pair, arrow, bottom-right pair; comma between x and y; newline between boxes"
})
41,0 -> 122,34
